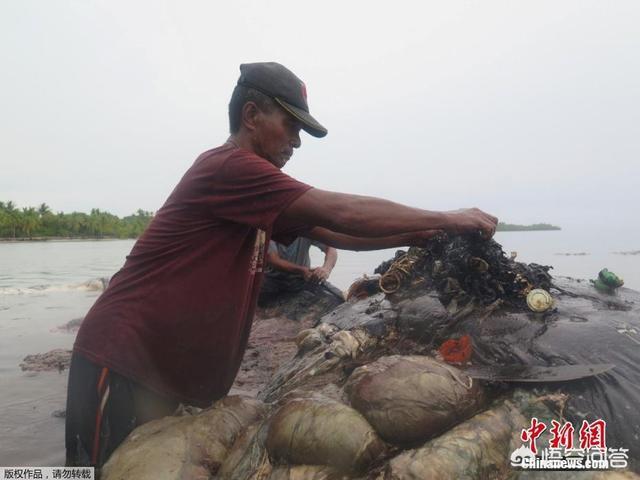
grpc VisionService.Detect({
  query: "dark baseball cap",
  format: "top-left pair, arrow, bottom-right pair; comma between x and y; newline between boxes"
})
237,62 -> 328,138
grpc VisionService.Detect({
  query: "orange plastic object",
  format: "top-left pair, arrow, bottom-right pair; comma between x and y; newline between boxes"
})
438,334 -> 472,364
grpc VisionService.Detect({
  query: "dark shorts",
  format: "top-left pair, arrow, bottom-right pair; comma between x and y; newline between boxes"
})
258,274 -> 344,307
258,274 -> 306,306
65,352 -> 178,469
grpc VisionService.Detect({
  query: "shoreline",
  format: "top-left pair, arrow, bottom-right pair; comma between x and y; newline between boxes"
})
496,227 -> 561,232
0,236 -> 131,243
496,229 -> 561,233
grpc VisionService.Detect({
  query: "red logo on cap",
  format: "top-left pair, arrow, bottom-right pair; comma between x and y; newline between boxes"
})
301,82 -> 307,100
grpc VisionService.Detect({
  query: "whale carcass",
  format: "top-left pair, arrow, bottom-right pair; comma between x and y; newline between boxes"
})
101,236 -> 640,479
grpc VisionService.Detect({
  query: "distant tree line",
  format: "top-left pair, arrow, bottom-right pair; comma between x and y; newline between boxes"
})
497,222 -> 561,232
0,201 -> 153,240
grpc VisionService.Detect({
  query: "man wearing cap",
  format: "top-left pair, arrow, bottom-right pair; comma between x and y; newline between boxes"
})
65,62 -> 498,468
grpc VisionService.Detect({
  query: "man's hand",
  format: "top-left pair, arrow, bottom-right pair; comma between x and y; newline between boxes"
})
309,266 -> 331,283
300,267 -> 314,282
446,208 -> 498,238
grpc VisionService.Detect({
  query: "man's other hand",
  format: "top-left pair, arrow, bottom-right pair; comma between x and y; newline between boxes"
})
408,230 -> 444,247
301,267 -> 314,282
310,266 -> 331,283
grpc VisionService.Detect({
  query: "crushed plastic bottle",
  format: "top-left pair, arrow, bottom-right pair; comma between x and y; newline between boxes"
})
591,268 -> 624,293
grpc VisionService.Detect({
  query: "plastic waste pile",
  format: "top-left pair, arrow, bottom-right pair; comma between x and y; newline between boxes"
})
376,234 -> 553,313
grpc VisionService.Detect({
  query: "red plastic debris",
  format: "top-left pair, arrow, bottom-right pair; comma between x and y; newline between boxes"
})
438,334 -> 472,364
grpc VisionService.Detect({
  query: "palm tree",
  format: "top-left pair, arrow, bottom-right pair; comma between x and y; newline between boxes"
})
38,203 -> 51,217
21,207 -> 40,239
90,208 -> 101,237
0,204 -> 7,237
37,203 -> 54,235
5,201 -> 19,238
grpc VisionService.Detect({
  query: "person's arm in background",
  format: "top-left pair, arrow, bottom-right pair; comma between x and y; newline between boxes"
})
309,245 -> 338,283
306,227 -> 443,251
266,249 -> 313,281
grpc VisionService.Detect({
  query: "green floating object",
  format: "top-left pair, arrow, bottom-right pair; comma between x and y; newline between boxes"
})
591,268 -> 624,293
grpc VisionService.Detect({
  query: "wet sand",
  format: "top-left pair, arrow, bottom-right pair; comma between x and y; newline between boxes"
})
232,313 -> 315,397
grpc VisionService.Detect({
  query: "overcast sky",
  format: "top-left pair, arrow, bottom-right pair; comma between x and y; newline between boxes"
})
1,1 -> 638,229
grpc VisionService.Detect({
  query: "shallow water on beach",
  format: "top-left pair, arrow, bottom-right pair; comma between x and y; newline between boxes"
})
0,229 -> 639,465
0,240 -> 132,466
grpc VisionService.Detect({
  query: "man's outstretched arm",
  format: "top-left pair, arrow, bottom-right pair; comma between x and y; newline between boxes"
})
282,188 -> 497,239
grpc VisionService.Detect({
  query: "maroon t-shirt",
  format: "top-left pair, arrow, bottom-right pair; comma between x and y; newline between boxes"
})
74,143 -> 312,407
